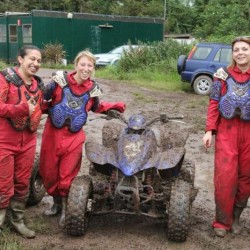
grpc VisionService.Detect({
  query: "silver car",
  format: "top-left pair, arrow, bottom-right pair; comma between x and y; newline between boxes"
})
94,45 -> 138,66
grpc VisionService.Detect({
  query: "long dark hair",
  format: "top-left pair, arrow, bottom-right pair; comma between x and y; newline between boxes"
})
18,45 -> 41,58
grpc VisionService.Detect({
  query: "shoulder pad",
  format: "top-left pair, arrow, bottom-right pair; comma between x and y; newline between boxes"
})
52,70 -> 68,88
89,81 -> 103,97
33,75 -> 46,92
0,67 -> 23,87
213,67 -> 229,81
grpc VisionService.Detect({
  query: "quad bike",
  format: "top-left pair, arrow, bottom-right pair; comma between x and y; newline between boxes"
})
27,153 -> 46,206
65,111 -> 198,242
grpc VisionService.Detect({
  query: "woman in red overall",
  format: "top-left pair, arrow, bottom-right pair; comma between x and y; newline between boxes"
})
39,50 -> 125,227
0,45 -> 44,238
203,36 -> 250,237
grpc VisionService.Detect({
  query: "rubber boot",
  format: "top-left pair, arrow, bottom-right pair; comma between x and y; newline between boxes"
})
213,228 -> 227,238
58,197 -> 67,227
44,196 -> 62,216
231,206 -> 244,234
0,208 -> 7,234
10,200 -> 36,239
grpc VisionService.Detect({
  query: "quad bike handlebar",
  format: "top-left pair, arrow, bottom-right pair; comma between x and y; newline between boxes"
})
105,110 -> 185,127
89,110 -> 185,126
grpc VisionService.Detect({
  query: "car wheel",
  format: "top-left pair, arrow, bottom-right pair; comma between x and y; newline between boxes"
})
193,75 -> 213,95
177,55 -> 187,75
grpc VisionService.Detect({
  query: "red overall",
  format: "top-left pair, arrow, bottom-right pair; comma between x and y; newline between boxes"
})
0,68 -> 43,208
206,66 -> 250,230
39,71 -> 125,197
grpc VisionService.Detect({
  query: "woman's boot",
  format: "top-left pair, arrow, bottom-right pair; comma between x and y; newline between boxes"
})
231,205 -> 244,234
44,196 -> 62,216
10,200 -> 36,238
59,197 -> 67,227
0,208 -> 7,233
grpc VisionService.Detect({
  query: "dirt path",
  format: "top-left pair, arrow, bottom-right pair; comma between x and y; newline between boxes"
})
8,69 -> 250,250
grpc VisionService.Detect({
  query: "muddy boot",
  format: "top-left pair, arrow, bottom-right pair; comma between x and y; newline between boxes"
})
44,196 -> 62,216
58,197 -> 67,227
10,200 -> 36,239
0,208 -> 7,234
231,206 -> 244,234
214,228 -> 227,238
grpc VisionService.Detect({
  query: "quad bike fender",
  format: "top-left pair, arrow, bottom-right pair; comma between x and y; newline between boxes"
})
144,147 -> 185,170
85,141 -> 117,166
86,142 -> 185,172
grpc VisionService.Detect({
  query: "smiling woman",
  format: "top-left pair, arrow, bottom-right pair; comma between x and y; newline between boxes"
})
39,49 -> 126,230
202,36 -> 250,238
0,45 -> 44,239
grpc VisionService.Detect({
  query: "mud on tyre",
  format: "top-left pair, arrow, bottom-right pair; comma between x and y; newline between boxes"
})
179,159 -> 195,184
65,175 -> 93,236
167,179 -> 192,242
27,153 -> 46,206
102,121 -> 125,147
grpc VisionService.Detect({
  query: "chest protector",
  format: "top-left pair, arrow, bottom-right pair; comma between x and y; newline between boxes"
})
49,71 -> 102,133
0,67 -> 44,132
217,69 -> 250,120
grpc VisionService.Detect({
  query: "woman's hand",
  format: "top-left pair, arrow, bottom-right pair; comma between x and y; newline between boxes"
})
27,96 -> 36,116
202,130 -> 213,149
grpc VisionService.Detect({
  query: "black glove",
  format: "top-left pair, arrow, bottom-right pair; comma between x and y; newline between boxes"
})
106,109 -> 121,119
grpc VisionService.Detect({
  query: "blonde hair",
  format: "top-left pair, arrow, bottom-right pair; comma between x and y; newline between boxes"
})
228,36 -> 250,68
74,50 -> 96,66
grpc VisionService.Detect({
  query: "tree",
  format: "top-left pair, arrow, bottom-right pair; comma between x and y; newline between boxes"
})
1,0 -> 248,39
194,0 -> 250,41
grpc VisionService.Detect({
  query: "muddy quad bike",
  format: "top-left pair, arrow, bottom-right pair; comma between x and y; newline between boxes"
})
65,111 -> 197,242
27,152 -> 46,206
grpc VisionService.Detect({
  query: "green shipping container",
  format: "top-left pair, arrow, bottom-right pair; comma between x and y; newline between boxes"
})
0,10 -> 164,63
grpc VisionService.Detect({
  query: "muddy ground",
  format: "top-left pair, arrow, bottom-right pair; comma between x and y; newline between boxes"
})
4,69 -> 250,249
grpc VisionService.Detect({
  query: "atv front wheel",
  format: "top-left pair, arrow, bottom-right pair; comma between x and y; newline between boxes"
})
179,159 -> 195,184
65,175 -> 93,236
27,153 -> 46,206
102,121 -> 124,147
167,179 -> 192,242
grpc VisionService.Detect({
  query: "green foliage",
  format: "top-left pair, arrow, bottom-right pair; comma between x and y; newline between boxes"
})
0,0 -> 249,39
95,40 -> 195,93
0,60 -> 7,70
96,64 -> 190,93
117,40 -> 192,73
0,231 -> 23,250
194,0 -> 250,40
41,42 -> 66,65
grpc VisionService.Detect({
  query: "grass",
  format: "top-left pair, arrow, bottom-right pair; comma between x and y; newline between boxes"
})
95,65 -> 193,94
0,61 -> 193,94
0,212 -> 52,250
0,60 -> 7,69
0,231 -> 23,250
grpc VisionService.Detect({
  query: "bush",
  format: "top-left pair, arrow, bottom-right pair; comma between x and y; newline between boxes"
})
117,40 -> 192,73
0,60 -> 7,70
42,42 -> 66,65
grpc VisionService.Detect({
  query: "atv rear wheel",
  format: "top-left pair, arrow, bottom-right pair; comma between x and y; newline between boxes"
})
167,179 -> 192,242
27,153 -> 46,206
65,175 -> 93,236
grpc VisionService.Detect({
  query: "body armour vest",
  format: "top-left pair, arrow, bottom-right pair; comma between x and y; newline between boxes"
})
219,77 -> 250,121
0,67 -> 44,132
49,86 -> 90,133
